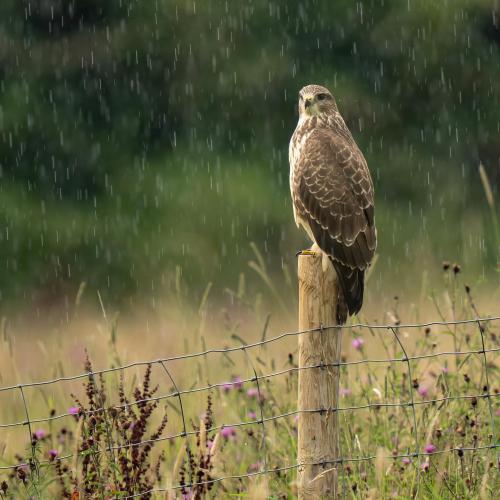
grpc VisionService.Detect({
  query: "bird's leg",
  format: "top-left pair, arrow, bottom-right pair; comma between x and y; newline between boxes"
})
296,242 -> 321,257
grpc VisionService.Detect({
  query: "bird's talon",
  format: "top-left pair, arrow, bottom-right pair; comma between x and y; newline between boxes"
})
296,250 -> 317,257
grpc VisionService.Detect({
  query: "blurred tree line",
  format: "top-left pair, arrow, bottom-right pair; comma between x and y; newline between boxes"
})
0,0 -> 499,309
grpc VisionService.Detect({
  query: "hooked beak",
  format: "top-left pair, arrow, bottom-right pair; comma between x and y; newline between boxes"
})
304,97 -> 313,109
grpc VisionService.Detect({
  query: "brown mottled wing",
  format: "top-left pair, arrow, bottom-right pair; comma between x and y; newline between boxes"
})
294,128 -> 376,315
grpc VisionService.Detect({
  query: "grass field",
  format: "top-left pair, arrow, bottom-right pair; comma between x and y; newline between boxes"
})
0,260 -> 498,498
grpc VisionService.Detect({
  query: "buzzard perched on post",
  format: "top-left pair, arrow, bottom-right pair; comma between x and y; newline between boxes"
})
289,84 -> 377,324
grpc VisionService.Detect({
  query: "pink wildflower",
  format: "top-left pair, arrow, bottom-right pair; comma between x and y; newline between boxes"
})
352,337 -> 364,350
220,426 -> 236,439
232,376 -> 243,389
418,386 -> 429,398
68,406 -> 80,415
340,387 -> 351,397
246,387 -> 265,400
48,449 -> 58,460
424,444 -> 436,454
222,382 -> 233,393
401,457 -> 411,465
421,462 -> 429,472
248,410 -> 257,420
247,387 -> 258,397
34,429 -> 46,440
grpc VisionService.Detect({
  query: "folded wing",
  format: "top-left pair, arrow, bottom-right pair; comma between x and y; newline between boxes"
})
294,128 -> 377,315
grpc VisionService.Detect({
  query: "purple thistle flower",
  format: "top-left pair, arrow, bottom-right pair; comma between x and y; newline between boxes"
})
68,406 -> 80,415
34,429 -> 46,440
442,366 -> 449,374
48,449 -> 58,460
424,443 -> 436,454
232,376 -> 243,389
352,337 -> 364,350
418,386 -> 429,398
246,387 -> 265,400
248,461 -> 262,472
402,457 -> 411,465
247,387 -> 258,397
420,462 -> 429,472
222,382 -> 233,393
248,410 -> 257,420
220,426 -> 236,439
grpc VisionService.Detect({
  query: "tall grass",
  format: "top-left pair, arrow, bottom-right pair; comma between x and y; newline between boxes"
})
0,262 -> 498,498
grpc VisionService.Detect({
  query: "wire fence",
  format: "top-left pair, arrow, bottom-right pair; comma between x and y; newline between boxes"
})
0,316 -> 498,497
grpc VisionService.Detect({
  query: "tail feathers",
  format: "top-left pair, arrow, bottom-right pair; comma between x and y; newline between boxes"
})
330,259 -> 364,324
336,295 -> 349,325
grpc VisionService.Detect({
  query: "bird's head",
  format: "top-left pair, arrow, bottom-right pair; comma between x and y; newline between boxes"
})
298,84 -> 338,118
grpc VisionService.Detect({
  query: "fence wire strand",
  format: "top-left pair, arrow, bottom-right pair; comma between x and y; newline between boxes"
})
1,316 -> 497,394
0,316 -> 498,497
1,346 -> 498,430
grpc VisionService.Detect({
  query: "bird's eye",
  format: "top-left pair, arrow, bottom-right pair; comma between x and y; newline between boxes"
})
317,93 -> 329,101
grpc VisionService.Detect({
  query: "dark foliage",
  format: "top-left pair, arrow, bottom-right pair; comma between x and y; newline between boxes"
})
58,356 -> 168,498
0,1 -> 499,305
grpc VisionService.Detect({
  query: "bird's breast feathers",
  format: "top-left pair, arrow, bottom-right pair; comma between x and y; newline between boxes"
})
289,117 -> 316,227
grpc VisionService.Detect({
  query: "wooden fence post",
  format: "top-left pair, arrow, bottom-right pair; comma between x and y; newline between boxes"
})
297,253 -> 341,499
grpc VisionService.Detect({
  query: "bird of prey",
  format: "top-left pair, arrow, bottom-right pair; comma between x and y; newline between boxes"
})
289,84 -> 377,324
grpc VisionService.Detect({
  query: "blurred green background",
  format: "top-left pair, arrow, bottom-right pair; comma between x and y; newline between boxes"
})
0,0 -> 499,311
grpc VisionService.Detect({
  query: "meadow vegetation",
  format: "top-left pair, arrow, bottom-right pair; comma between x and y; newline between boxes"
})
0,260 -> 497,498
